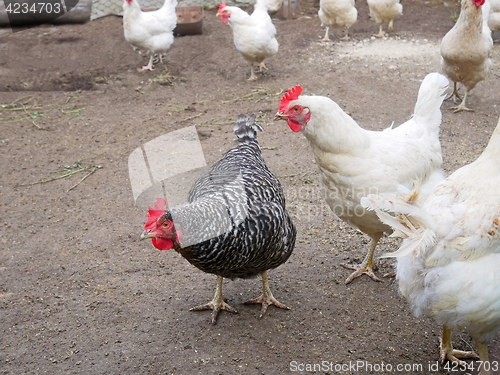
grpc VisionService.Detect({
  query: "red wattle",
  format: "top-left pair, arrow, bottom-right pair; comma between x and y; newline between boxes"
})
152,238 -> 173,250
288,119 -> 302,132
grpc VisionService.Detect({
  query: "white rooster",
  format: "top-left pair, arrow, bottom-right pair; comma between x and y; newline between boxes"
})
217,0 -> 279,81
274,73 -> 449,284
318,0 -> 358,41
123,0 -> 178,72
362,117 -> 500,374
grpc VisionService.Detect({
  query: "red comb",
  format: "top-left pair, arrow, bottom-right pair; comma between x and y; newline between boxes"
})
279,86 -> 302,112
145,197 -> 166,231
218,2 -> 227,13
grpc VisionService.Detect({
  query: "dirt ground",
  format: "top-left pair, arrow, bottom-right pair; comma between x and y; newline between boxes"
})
1,0 -> 500,373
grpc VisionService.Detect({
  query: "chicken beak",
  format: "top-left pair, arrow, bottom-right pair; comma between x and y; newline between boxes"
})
274,112 -> 288,121
216,12 -> 221,16
140,229 -> 154,240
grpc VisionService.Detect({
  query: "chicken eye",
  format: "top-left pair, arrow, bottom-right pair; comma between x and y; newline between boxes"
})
163,222 -> 170,228
293,106 -> 300,112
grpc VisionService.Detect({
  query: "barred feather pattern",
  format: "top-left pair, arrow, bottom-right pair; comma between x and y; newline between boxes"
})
166,114 -> 296,279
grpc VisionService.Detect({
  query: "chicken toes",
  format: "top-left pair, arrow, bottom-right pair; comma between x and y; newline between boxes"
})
341,263 -> 382,283
190,275 -> 238,324
439,326 -> 479,367
137,55 -> 155,72
244,271 -> 290,317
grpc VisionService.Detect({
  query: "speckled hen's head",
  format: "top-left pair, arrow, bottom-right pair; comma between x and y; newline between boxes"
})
141,197 -> 181,250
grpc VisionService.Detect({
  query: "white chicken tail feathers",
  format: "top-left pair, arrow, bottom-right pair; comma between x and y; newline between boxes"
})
381,226 -> 436,259
234,114 -> 263,143
361,180 -> 426,219
412,72 -> 449,127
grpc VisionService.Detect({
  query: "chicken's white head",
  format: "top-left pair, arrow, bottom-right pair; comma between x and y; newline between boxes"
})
217,2 -> 230,23
274,85 -> 311,132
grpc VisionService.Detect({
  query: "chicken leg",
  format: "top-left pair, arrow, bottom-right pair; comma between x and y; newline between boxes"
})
451,89 -> 473,112
244,270 -> 290,317
190,275 -> 238,324
340,26 -> 350,41
341,232 -> 383,284
138,55 -> 155,72
387,19 -> 394,32
321,26 -> 331,42
475,340 -> 492,375
439,326 -> 479,367
374,24 -> 385,38
248,66 -> 258,81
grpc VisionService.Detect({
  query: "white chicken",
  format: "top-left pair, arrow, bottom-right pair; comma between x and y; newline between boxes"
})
123,0 -> 178,72
367,0 -> 402,38
440,0 -> 492,112
318,0 -> 357,41
362,117 -> 500,375
274,73 -> 449,284
217,1 -> 279,81
263,0 -> 282,12
488,0 -> 500,34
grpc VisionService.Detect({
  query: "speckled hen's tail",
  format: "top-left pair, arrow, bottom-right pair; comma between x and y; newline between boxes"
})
233,114 -> 263,143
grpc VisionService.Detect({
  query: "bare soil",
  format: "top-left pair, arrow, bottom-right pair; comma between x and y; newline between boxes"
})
1,0 -> 500,374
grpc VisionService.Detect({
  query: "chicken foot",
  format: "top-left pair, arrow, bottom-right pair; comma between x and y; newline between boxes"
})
248,66 -> 258,81
340,26 -> 350,41
138,55 -> 155,72
244,270 -> 290,317
190,275 -> 238,324
439,326 -> 479,367
321,26 -> 331,42
451,89 -> 473,112
341,232 -> 383,284
373,24 -> 386,38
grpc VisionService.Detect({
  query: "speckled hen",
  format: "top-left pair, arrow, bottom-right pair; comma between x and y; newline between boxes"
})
141,114 -> 296,324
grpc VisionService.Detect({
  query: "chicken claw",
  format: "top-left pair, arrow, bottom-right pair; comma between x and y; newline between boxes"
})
190,275 -> 238,324
248,66 -> 258,81
341,263 -> 382,284
341,233 -> 383,284
244,271 -> 290,317
439,326 -> 479,367
373,24 -> 386,38
137,55 -> 155,72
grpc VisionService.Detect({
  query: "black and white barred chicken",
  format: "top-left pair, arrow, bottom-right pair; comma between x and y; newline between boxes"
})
141,114 -> 296,324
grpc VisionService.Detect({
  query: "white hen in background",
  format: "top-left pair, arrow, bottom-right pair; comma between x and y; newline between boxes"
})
440,0 -> 492,112
274,73 -> 449,284
488,0 -> 500,34
123,0 -> 177,72
367,0 -> 402,37
362,117 -> 500,374
217,0 -> 279,81
318,0 -> 357,41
